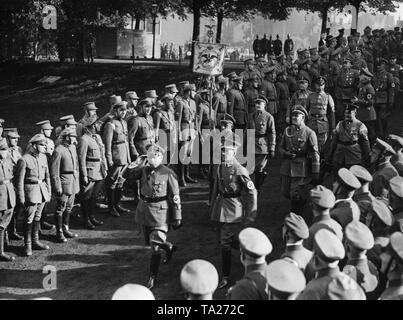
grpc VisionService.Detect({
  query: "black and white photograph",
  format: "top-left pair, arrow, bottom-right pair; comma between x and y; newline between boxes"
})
1,0 -> 403,306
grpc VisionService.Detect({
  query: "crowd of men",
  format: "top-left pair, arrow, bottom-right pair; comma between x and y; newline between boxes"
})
1,24 -> 403,301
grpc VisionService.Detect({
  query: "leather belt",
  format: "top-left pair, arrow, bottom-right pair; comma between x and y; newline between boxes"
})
310,114 -> 326,119
61,171 -> 77,175
137,137 -> 152,141
256,134 -> 267,138
86,157 -> 100,162
219,191 -> 241,199
140,195 -> 168,203
0,179 -> 12,185
112,141 -> 126,145
337,140 -> 358,146
267,99 -> 277,102
25,179 -> 44,184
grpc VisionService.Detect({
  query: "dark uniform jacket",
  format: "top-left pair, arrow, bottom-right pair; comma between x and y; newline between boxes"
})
306,91 -> 336,134
370,161 -> 398,198
373,71 -> 395,105
212,91 -> 228,124
78,133 -> 107,182
335,68 -> 359,100
227,89 -> 249,126
0,156 -> 16,211
355,82 -> 376,122
244,87 -> 261,115
281,243 -> 313,272
103,118 -> 131,167
343,257 -> 379,297
260,80 -> 278,115
51,143 -> 80,196
248,110 -> 276,154
128,115 -> 155,157
275,80 -> 290,113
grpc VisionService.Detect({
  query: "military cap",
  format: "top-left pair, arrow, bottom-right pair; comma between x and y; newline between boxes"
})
164,84 -> 179,93
394,27 -> 400,32
347,35 -> 354,41
29,133 -> 46,145
113,101 -> 128,110
112,284 -> 155,300
326,274 -> 366,300
309,47 -> 317,53
225,72 -> 238,80
36,120 -> 53,130
387,30 -> 394,35
268,53 -> 276,59
345,221 -> 374,250
310,185 -> 336,209
60,128 -> 77,138
373,138 -> 396,155
388,134 -> 403,148
276,69 -> 286,77
345,103 -> 359,112
338,28 -> 344,33
178,81 -> 190,88
144,90 -> 158,99
319,46 -> 329,56
82,102 -> 97,111
138,98 -> 153,107
300,48 -> 309,55
244,58 -> 254,64
370,198 -> 394,226
389,232 -> 403,264
297,78 -> 309,84
364,26 -> 372,31
284,212 -> 309,239
314,76 -> 326,85
379,58 -> 388,65
352,48 -> 361,54
291,105 -> 308,118
145,142 -> 165,155
343,56 -> 352,63
389,176 -> 403,198
160,93 -> 174,102
301,58 -> 311,65
0,119 -> 4,125
361,68 -> 373,78
109,95 -> 122,106
198,89 -> 210,95
232,75 -> 243,82
220,113 -> 236,126
276,54 -> 285,60
314,229 -> 345,262
180,259 -> 219,295
0,139 -> 8,150
182,84 -> 194,92
59,115 -> 77,126
330,48 -> 341,56
327,35 -> 335,42
264,66 -> 276,74
217,76 -> 229,84
248,74 -> 260,81
84,114 -> 99,127
256,57 -> 266,62
296,48 -> 303,55
349,165 -> 372,183
255,95 -> 268,105
239,227 -> 272,258
125,91 -> 139,100
3,128 -> 20,139
337,168 -> 361,190
265,260 -> 306,294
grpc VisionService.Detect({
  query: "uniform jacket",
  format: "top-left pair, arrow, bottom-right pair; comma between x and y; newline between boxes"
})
248,110 -> 276,154
177,97 -> 198,139
373,71 -> 395,105
210,159 -> 257,224
8,146 -> 22,171
275,80 -> 290,112
355,82 -> 376,122
0,156 -> 16,211
370,161 -> 399,198
391,152 -> 403,176
289,90 -> 311,119
127,164 -> 181,227
379,278 -> 403,300
343,257 -> 379,295
154,108 -> 177,145
335,68 -> 359,100
260,80 -> 278,115
287,75 -> 298,97
128,114 -> 155,157
279,124 -> 320,177
244,87 -> 260,115
304,215 -> 343,250
51,143 -> 80,196
330,198 -> 360,229
212,91 -> 228,123
78,133 -> 107,182
103,117 -> 131,167
306,91 -> 336,134
353,191 -> 375,224
16,151 -> 51,204
328,59 -> 340,89
227,89 -> 249,125
281,243 -> 313,271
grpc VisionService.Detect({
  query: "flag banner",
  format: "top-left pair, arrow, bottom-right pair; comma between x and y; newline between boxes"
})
193,42 -> 227,75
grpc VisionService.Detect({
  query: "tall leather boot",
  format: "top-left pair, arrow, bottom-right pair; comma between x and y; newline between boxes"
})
32,221 -> 50,251
24,222 -> 33,256
40,207 -> 55,231
4,230 -> 9,248
185,164 -> 198,183
178,163 -> 186,187
254,173 -> 263,190
0,229 -> 15,261
115,188 -> 130,214
62,211 -> 78,239
81,200 -> 95,230
89,198 -> 104,226
147,253 -> 161,290
55,214 -> 67,243
151,240 -> 177,264
107,188 -> 120,217
218,248 -> 232,289
260,173 -> 267,190
8,211 -> 23,241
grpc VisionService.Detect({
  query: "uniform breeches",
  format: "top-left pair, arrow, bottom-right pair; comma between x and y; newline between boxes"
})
24,202 -> 46,224
0,209 -> 13,229
179,139 -> 195,165
280,175 -> 306,200
55,194 -> 75,217
81,180 -> 104,201
142,225 -> 169,253
106,165 -> 126,190
316,132 -> 329,154
254,154 -> 268,174
217,222 -> 241,250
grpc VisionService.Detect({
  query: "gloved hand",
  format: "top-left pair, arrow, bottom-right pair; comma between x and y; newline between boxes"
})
56,189 -> 63,197
82,176 -> 89,186
172,219 -> 182,230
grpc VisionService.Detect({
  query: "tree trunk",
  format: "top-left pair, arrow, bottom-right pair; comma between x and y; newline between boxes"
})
321,6 -> 329,34
216,9 -> 224,43
191,0 -> 201,69
353,3 -> 360,33
135,14 -> 141,30
75,29 -> 85,63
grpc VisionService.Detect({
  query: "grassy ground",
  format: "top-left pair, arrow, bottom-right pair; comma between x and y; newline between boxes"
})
0,62 -> 402,300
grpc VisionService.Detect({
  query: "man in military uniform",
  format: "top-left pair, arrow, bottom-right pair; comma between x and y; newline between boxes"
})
78,115 -> 106,230
252,35 -> 260,59
389,134 -> 403,175
260,67 -> 278,116
286,64 -> 299,98
174,81 -> 189,106
227,76 -> 248,130
352,68 -> 377,146
98,95 -> 122,132
125,91 -> 140,117
16,134 -> 51,256
244,76 -> 261,115
212,76 -> 228,126
273,34 -> 282,56
180,259 -> 218,300
328,49 -> 341,98
76,102 -> 98,138
103,101 -> 131,218
335,58 -> 359,122
3,129 -> 23,242
124,143 -> 182,289
327,103 -> 370,173
373,59 -> 395,138
55,115 -> 78,146
351,48 -> 367,71
297,229 -> 365,300
369,138 -> 398,199
387,55 -> 402,110
248,96 -> 276,190
288,79 -> 311,123
343,221 -> 379,299
297,59 -> 312,86
240,59 -> 258,86
281,212 -> 312,272
0,139 -> 16,261
279,106 -> 320,214
275,70 -> 291,136
210,136 -> 257,289
284,34 -> 294,56
306,77 -> 335,155
112,284 -> 155,300
50,128 -> 79,243
318,46 -> 330,77
227,228 -> 272,300
266,259 -> 306,300
177,84 -> 199,186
